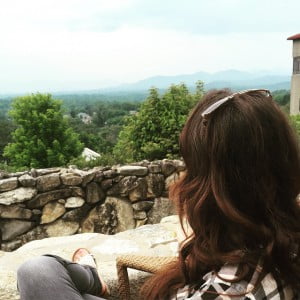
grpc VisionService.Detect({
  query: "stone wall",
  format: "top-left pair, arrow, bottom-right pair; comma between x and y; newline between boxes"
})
0,160 -> 185,251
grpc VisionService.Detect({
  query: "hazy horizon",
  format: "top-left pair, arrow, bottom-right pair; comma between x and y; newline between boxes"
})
0,0 -> 298,94
0,68 -> 291,96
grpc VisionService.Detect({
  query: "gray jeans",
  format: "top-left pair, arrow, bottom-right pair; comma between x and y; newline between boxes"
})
17,255 -> 106,300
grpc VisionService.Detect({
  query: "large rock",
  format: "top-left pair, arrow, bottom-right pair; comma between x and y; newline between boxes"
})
27,189 -> 72,208
8,171 -> 27,178
117,166 -> 148,176
33,168 -> 61,177
148,162 -> 162,173
60,173 -> 82,186
82,196 -> 136,235
62,205 -> 91,222
86,182 -> 105,204
105,197 -> 135,233
107,176 -> 138,197
1,240 -> 23,252
36,173 -> 61,192
71,169 -> 95,186
69,186 -> 85,198
161,160 -> 177,177
101,179 -> 113,191
1,226 -> 47,252
44,219 -> 79,237
0,188 -> 37,205
0,204 -> 32,219
65,196 -> 85,208
94,170 -> 104,182
81,202 -> 118,235
0,216 -> 180,300
132,200 -> 154,211
18,174 -> 36,187
128,178 -> 147,202
0,171 -> 9,180
147,197 -> 176,224
40,201 -> 66,224
146,173 -> 164,197
103,169 -> 118,179
0,220 -> 35,241
0,178 -> 18,192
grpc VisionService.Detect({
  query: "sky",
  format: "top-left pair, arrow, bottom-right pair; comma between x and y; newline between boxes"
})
0,0 -> 299,94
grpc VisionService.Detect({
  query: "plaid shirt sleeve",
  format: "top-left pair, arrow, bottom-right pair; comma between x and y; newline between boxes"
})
171,263 -> 298,300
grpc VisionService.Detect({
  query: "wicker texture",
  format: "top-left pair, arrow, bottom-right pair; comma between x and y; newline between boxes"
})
116,255 -> 176,300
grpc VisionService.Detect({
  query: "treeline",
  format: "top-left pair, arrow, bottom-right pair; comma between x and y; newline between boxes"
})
272,89 -> 290,112
0,96 -> 142,167
0,98 -> 12,117
0,94 -> 145,155
0,87 -> 297,171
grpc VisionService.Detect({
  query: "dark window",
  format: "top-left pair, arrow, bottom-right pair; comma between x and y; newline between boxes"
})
293,56 -> 300,74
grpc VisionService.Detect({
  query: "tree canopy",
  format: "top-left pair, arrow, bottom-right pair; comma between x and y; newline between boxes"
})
4,93 -> 83,168
113,82 -> 204,162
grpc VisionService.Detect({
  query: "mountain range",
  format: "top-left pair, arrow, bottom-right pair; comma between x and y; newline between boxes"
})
0,70 -> 291,98
102,69 -> 290,93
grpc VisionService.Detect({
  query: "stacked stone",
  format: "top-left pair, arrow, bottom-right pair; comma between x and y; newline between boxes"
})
0,160 -> 185,251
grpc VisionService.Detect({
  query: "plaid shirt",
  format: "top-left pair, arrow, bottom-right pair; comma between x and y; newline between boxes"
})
172,263 -> 299,300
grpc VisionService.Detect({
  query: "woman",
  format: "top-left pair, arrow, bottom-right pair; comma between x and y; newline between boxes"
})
141,89 -> 300,299
18,89 -> 300,299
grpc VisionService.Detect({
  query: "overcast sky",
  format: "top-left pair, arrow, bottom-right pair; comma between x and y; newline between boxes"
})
0,0 -> 299,94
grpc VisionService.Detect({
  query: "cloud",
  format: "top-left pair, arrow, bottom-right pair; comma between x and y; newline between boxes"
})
61,0 -> 300,34
0,0 -> 295,93
0,24 -> 291,93
1,0 -> 299,34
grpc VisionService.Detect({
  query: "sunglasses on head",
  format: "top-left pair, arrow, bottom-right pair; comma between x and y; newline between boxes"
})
201,89 -> 271,118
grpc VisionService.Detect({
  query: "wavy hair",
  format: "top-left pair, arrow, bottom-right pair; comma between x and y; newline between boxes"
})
141,89 -> 300,299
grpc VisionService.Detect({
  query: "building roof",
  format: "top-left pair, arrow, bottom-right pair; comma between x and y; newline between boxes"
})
82,147 -> 101,161
287,33 -> 300,40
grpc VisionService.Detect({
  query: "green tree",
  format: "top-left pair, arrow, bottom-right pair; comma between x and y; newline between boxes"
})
114,82 -> 203,162
195,80 -> 205,99
272,90 -> 290,106
0,117 -> 15,161
93,102 -> 108,127
4,93 -> 83,168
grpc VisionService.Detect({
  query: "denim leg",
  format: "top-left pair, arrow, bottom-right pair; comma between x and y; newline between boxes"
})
17,256 -> 105,300
66,262 -> 103,296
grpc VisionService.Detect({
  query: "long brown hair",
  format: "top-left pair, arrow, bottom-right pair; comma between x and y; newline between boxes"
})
141,89 -> 300,299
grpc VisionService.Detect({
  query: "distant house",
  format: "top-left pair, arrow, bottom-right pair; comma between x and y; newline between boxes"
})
77,112 -> 92,124
129,110 -> 138,115
81,147 -> 101,161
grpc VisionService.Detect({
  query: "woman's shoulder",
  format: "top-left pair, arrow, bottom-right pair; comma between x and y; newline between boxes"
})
172,263 -> 297,300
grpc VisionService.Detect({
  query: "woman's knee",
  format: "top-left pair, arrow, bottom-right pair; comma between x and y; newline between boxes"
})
17,256 -> 59,282
17,256 -> 84,299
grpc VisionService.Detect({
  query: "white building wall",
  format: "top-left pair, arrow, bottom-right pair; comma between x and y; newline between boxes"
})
290,40 -> 300,115
293,40 -> 300,56
290,75 -> 300,115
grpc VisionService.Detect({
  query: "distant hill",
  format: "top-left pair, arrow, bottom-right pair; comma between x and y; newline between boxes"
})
107,69 -> 290,92
0,70 -> 290,99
